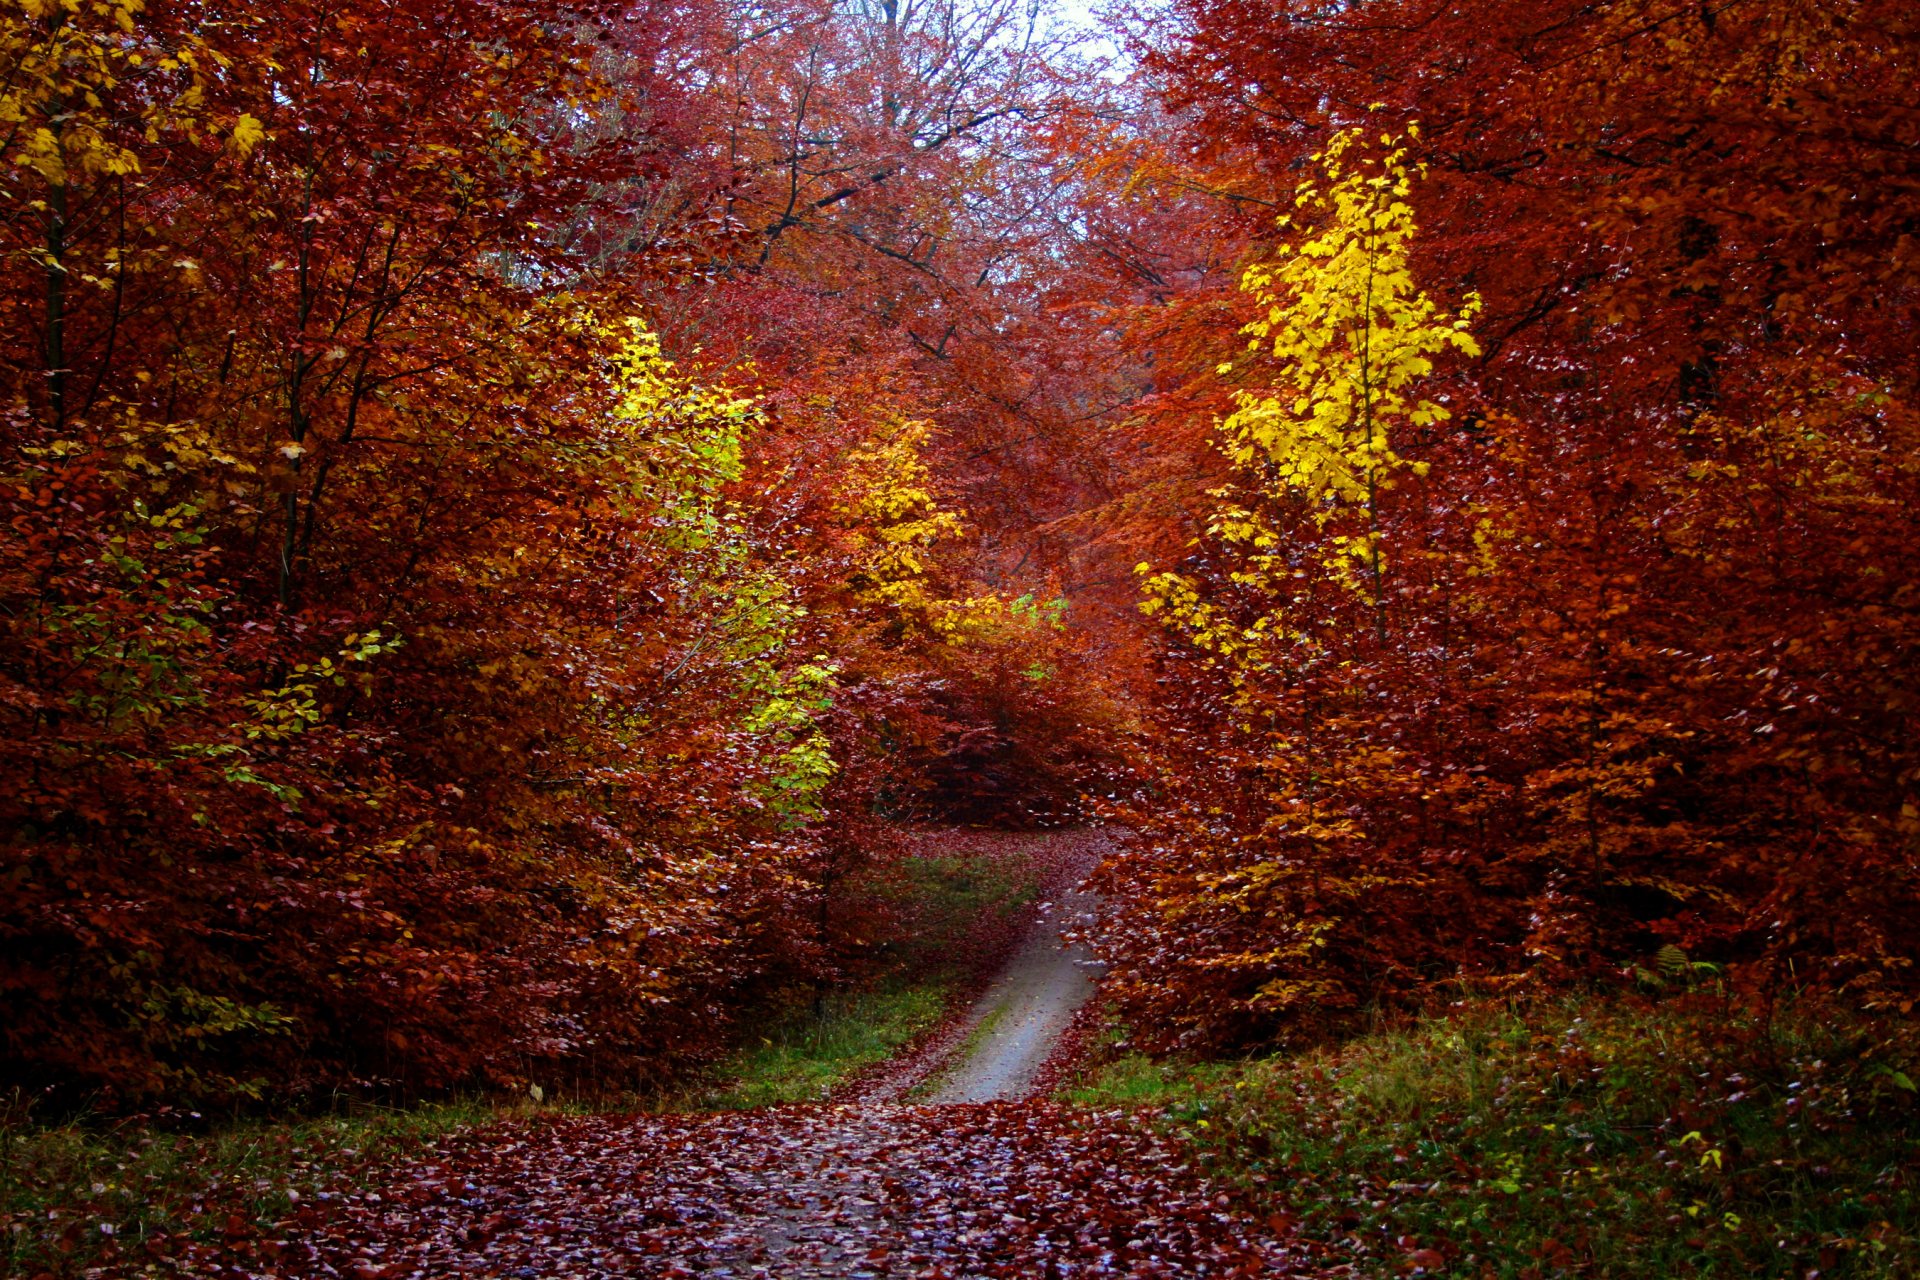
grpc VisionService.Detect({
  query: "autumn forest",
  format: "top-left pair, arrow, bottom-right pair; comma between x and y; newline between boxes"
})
2,0 -> 1916,1275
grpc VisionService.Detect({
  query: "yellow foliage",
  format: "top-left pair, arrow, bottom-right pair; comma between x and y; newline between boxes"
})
837,416 -> 967,620
227,112 -> 265,156
1225,127 -> 1480,513
832,416 -> 1068,659
598,313 -> 838,820
0,0 -> 203,193
835,416 -> 1008,644
1142,126 -> 1481,668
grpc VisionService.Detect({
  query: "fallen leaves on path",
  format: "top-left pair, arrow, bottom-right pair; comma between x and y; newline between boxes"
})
181,1102 -> 1306,1278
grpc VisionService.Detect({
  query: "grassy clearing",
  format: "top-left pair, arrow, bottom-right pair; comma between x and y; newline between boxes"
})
0,1097 -> 498,1277
1064,991 -> 1919,1278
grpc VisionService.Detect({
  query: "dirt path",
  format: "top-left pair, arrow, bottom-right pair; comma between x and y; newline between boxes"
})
241,832 -> 1313,1278
923,848 -> 1104,1103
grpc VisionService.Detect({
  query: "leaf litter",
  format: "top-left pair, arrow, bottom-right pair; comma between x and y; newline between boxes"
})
204,1101 -> 1307,1278
71,831 -> 1317,1279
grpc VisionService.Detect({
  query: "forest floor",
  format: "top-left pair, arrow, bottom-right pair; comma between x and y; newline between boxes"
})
13,831 -> 1912,1277
4,830 -> 1306,1279
230,829 -> 1302,1278
251,829 -> 1301,1278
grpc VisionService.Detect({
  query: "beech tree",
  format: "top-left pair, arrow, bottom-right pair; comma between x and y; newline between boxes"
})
3,0 -> 1913,1101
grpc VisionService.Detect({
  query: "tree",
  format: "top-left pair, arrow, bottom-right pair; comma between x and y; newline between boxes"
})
1091,0 -> 1920,1045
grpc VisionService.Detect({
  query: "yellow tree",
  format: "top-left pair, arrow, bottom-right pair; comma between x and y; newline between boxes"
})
833,414 -> 1018,646
0,0 -> 214,425
1144,124 -> 1480,691
1131,126 -> 1484,1025
1214,123 -> 1479,638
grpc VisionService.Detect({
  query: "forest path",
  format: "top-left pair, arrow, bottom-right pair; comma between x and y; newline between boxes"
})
851,828 -> 1107,1107
282,1102 -> 1304,1277
263,834 -> 1310,1277
919,847 -> 1104,1103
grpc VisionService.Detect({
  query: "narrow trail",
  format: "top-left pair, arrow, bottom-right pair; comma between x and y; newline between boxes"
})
853,830 -> 1106,1108
922,861 -> 1104,1104
255,832 -> 1312,1279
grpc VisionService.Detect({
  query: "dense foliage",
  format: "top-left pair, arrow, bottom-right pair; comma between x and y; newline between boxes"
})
1094,0 -> 1920,1050
0,0 -> 1109,1103
3,0 -> 1915,1114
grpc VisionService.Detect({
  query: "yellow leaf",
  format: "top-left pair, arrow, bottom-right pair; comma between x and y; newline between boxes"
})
229,114 -> 266,157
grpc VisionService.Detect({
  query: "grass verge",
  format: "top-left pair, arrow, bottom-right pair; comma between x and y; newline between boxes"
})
0,840 -> 1046,1273
908,1000 -> 1011,1101
697,844 -> 1039,1109
0,1097 -> 497,1277
1064,990 -> 1918,1278
867,851 -> 1038,984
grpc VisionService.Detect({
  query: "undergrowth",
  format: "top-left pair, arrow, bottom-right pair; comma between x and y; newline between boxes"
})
1065,990 -> 1918,1278
868,851 -> 1038,984
697,985 -> 950,1109
697,845 -> 1038,1108
0,1097 -> 494,1277
0,842 -> 1043,1273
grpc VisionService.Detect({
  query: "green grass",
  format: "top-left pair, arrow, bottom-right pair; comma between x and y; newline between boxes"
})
957,1000 -> 1010,1063
697,984 -> 950,1109
1064,991 -> 1919,1277
0,1097 -> 498,1277
0,846 -> 1043,1272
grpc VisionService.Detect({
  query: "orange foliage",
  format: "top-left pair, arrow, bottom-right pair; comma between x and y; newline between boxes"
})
1091,0 -> 1920,1049
3,0 -> 1913,1101
0,0 -> 1111,1102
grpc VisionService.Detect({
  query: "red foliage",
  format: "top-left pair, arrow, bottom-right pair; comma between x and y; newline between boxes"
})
1087,0 -> 1920,1048
8,0 -> 1911,1104
0,0 -> 1117,1103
